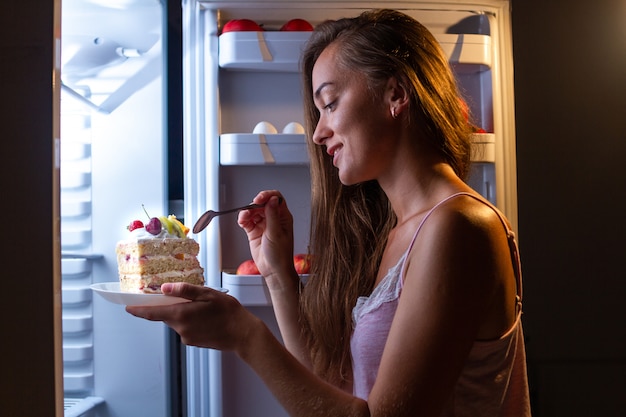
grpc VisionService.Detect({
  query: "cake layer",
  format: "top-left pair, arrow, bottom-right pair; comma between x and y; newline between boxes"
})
116,236 -> 205,294
117,253 -> 201,275
116,238 -> 200,257
119,269 -> 205,294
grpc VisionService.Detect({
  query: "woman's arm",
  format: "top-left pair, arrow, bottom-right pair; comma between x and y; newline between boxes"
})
237,191 -> 311,367
239,311 -> 369,417
127,284 -> 368,417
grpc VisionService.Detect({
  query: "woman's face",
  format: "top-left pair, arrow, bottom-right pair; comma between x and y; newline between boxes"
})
311,44 -> 397,185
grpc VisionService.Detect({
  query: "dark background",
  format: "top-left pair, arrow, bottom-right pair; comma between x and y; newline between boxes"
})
1,0 -> 625,415
512,0 -> 626,415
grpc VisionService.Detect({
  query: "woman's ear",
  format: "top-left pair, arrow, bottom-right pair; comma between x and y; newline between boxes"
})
386,76 -> 410,118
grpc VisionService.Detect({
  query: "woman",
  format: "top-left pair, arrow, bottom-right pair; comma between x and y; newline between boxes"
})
128,9 -> 531,416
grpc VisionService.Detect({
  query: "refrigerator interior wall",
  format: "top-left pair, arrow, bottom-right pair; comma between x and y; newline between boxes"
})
218,70 -> 312,270
61,0 -> 163,113
184,2 -> 515,416
60,1 -> 178,416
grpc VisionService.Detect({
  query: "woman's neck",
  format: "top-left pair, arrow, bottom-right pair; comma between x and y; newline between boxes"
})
381,160 -> 466,226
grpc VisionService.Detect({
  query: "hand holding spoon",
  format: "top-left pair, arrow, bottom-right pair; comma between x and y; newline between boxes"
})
192,199 -> 281,234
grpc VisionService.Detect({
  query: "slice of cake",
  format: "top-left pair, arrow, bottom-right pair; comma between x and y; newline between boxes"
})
116,214 -> 205,294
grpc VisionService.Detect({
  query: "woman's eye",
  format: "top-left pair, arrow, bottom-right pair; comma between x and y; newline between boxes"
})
324,101 -> 336,111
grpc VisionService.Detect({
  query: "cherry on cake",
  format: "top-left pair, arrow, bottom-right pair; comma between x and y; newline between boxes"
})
116,213 -> 205,294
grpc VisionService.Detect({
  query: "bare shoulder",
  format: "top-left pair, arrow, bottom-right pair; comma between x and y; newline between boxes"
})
402,192 -> 517,339
422,193 -> 507,243
403,192 -> 512,300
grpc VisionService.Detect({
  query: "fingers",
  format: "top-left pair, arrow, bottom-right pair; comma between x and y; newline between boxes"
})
238,190 -> 285,232
126,284 -> 248,351
237,210 -> 266,235
263,195 -> 283,236
125,283 -> 223,321
251,190 -> 283,206
126,304 -> 172,321
161,282 -> 214,300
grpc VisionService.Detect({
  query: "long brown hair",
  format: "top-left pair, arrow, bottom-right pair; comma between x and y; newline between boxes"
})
300,9 -> 473,387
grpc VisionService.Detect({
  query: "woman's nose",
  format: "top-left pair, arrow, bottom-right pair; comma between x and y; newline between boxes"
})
312,120 -> 330,146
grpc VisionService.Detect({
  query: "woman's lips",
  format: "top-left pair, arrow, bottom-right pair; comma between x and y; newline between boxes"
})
327,145 -> 341,165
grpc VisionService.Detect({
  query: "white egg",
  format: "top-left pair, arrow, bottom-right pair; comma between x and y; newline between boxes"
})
253,121 -> 278,134
282,122 -> 305,134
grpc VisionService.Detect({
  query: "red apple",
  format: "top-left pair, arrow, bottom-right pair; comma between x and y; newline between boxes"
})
236,259 -> 260,275
280,18 -> 314,32
293,253 -> 312,274
222,19 -> 263,34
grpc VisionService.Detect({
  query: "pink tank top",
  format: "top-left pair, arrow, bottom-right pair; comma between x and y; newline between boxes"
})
350,193 -> 531,416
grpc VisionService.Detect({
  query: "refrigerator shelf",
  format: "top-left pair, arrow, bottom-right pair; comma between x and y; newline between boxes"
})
64,396 -> 104,417
219,31 -> 312,72
222,271 -> 309,306
218,31 -> 492,73
222,272 -> 271,306
436,33 -> 492,73
470,132 -> 496,162
220,133 -> 308,165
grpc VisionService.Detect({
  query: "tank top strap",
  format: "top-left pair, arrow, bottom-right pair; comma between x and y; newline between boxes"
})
399,192 -> 470,288
399,192 -> 523,304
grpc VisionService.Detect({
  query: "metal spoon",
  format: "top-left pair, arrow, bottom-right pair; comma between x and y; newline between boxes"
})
192,201 -> 270,234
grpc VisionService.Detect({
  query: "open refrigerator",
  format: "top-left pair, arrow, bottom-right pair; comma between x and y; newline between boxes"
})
59,0 -> 516,416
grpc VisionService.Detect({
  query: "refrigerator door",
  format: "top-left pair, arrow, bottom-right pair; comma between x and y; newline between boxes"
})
182,1 -> 516,416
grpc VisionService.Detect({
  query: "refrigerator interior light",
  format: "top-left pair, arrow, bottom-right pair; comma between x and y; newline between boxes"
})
86,0 -> 159,9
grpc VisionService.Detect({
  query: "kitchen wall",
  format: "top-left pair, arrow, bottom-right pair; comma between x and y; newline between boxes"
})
512,0 -> 626,415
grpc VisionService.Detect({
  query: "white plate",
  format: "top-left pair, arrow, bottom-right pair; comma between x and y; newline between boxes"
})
91,282 -> 228,307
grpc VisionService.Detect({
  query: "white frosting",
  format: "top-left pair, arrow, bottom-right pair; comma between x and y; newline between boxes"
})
123,254 -> 192,262
123,268 -> 204,280
128,227 -> 178,240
